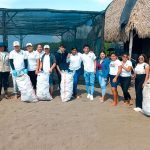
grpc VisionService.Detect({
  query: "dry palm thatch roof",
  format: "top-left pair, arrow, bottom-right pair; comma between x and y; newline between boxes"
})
104,0 -> 126,42
125,0 -> 150,39
104,0 -> 150,42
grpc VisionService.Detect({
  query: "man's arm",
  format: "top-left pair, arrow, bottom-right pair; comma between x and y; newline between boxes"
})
36,59 -> 40,74
39,61 -> 43,72
24,59 -> 28,69
50,63 -> 56,73
49,55 -> 57,73
94,59 -> 96,74
9,59 -> 15,70
56,65 -> 62,75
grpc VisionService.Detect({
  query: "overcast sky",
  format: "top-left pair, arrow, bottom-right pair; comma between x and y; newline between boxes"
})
0,0 -> 112,11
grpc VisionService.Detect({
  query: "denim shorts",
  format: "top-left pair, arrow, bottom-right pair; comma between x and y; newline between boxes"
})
109,75 -> 120,88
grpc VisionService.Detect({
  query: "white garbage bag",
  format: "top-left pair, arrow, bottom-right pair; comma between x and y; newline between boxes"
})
60,71 -> 74,102
15,74 -> 38,102
142,79 -> 150,116
36,72 -> 52,101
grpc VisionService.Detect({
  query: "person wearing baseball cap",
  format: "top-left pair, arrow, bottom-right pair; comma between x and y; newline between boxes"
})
9,41 -> 28,98
40,45 -> 56,97
0,42 -> 10,100
26,43 -> 40,90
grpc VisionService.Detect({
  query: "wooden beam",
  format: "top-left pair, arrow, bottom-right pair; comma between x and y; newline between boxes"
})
129,30 -> 133,59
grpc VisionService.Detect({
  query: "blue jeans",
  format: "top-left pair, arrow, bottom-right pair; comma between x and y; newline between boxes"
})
72,69 -> 81,96
97,71 -> 107,96
84,71 -> 95,95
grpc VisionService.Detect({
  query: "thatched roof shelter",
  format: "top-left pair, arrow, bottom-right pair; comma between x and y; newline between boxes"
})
104,0 -> 150,42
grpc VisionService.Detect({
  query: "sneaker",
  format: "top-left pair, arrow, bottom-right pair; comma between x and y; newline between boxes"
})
87,94 -> 90,99
90,95 -> 94,101
134,107 -> 142,112
50,97 -> 53,100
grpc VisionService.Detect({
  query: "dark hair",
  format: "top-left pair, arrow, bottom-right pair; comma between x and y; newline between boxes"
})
122,53 -> 129,56
99,51 -> 106,55
59,44 -> 65,48
137,54 -> 148,63
83,44 -> 90,49
110,52 -> 118,56
4,46 -> 7,52
0,44 -> 7,52
71,47 -> 77,51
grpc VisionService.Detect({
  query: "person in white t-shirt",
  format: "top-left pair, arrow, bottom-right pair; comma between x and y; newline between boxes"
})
67,47 -> 82,98
9,41 -> 28,98
0,42 -> 10,100
26,43 -> 40,90
35,44 -> 44,59
134,54 -> 149,112
109,52 -> 122,106
120,54 -> 133,105
81,45 -> 96,101
40,45 -> 56,97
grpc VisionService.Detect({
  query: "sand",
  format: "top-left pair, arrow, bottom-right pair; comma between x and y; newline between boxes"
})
0,85 -> 149,150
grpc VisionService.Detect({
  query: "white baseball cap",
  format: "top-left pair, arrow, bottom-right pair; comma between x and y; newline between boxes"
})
44,45 -> 50,49
26,43 -> 32,47
13,41 -> 20,47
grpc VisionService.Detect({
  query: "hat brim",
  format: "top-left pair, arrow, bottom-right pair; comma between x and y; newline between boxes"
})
26,45 -> 32,47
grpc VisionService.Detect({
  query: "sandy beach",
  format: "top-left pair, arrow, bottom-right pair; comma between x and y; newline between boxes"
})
0,84 -> 149,150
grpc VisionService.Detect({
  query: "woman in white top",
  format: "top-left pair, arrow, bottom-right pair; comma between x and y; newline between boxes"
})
120,54 -> 132,105
67,47 -> 82,98
26,43 -> 40,90
109,52 -> 122,106
0,43 -> 10,100
134,54 -> 149,112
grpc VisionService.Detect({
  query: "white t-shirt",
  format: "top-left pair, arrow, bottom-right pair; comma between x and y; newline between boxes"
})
9,50 -> 27,71
120,60 -> 132,77
134,63 -> 149,74
109,59 -> 122,75
0,52 -> 6,61
26,51 -> 40,71
81,52 -> 96,72
35,50 -> 44,59
67,53 -> 82,71
43,55 -> 50,73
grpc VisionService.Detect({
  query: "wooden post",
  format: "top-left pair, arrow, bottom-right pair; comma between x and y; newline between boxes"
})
129,30 -> 133,59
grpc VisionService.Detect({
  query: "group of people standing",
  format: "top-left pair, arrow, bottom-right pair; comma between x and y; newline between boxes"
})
0,41 -> 149,113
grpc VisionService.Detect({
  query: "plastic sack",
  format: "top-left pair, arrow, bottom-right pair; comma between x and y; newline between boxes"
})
60,71 -> 74,102
15,74 -> 38,102
142,80 -> 150,116
36,72 -> 52,101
